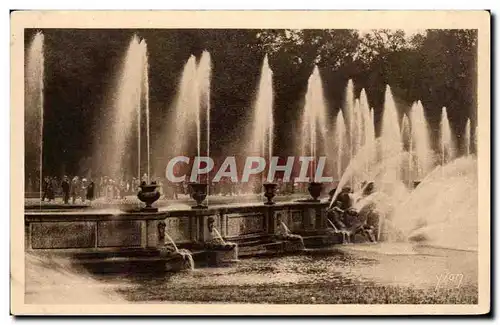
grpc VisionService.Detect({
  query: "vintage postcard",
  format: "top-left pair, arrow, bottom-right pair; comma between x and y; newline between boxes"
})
10,10 -> 490,315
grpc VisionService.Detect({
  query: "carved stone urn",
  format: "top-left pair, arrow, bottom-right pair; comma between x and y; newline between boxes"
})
307,182 -> 323,202
189,182 -> 208,209
137,182 -> 161,211
263,183 -> 278,205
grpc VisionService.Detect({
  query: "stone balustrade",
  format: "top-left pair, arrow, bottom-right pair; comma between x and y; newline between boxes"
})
25,201 -> 330,252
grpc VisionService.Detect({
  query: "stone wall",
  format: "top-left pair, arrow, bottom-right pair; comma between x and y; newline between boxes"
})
25,201 -> 329,251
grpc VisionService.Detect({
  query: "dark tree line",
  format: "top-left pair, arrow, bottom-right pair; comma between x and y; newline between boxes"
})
252,29 -> 477,141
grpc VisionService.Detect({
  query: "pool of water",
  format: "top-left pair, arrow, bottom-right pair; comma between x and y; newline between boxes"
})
90,244 -> 478,304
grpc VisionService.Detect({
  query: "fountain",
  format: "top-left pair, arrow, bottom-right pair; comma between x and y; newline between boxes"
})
199,51 -> 212,197
188,51 -> 212,208
360,89 -> 375,175
157,221 -> 195,271
97,35 -> 149,184
353,99 -> 363,155
378,85 -> 404,189
24,31 -> 479,282
249,55 -> 274,161
389,156 -> 478,251
410,101 -> 433,181
440,107 -> 456,165
328,85 -> 406,209
464,118 -> 471,156
142,41 -> 151,183
202,216 -> 239,266
344,79 -> 355,164
164,55 -> 200,158
334,110 -> 347,180
25,31 -> 44,199
247,55 -> 276,197
400,114 -> 412,186
300,66 -> 328,199
159,52 -> 212,208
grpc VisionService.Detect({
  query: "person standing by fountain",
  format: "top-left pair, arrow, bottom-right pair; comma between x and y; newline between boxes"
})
61,175 -> 70,204
41,176 -> 50,201
70,176 -> 80,204
86,178 -> 95,202
81,178 -> 88,203
47,177 -> 55,202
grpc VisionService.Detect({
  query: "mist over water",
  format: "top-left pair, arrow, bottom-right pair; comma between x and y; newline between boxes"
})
25,253 -> 125,304
390,156 -> 478,251
323,80 -> 477,254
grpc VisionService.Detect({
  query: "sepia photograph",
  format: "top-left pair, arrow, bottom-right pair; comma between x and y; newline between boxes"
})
10,10 -> 491,315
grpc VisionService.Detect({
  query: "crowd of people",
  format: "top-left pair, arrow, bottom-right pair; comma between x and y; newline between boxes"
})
36,174 -> 153,204
27,173 -> 311,204
39,175 -> 96,204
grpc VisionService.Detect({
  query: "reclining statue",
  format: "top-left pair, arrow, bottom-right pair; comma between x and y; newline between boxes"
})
326,182 -> 379,244
274,213 -> 305,250
204,216 -> 237,250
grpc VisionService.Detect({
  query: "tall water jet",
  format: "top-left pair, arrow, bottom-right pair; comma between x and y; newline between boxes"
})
360,89 -> 375,174
25,31 -> 44,197
141,40 -> 151,182
157,52 -> 210,188
300,66 -> 328,180
197,51 -> 212,184
168,56 -> 199,157
379,85 -> 403,189
410,101 -> 433,179
99,35 -> 145,180
370,108 -> 375,135
334,110 -> 346,179
249,55 -> 274,167
381,86 -> 402,150
137,71 -> 141,182
349,98 -> 363,187
464,118 -> 471,156
440,107 -> 456,165
378,85 -> 403,194
344,79 -> 355,164
353,99 -> 363,154
400,114 -> 412,185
